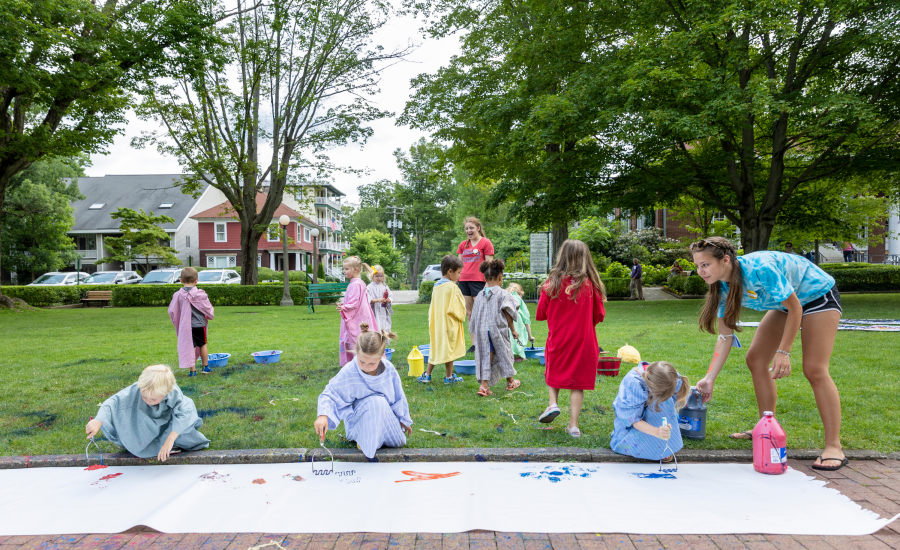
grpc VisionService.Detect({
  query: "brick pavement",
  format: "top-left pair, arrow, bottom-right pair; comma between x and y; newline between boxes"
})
1,459 -> 897,550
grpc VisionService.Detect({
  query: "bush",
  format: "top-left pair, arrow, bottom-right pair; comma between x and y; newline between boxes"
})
605,262 -> 631,279
418,280 -> 435,303
111,283 -> 310,307
592,254 -> 611,273
642,264 -> 669,285
600,277 -> 631,298
665,275 -> 708,295
2,284 -> 121,307
826,266 -> 900,292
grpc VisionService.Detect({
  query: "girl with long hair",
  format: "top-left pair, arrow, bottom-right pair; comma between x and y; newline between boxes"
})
456,217 -> 495,322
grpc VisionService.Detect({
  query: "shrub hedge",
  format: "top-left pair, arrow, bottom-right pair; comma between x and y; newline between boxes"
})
826,266 -> 900,292
418,280 -> 435,303
2,283 -> 310,307
2,285 -> 121,306
600,277 -> 631,298
665,275 -> 709,296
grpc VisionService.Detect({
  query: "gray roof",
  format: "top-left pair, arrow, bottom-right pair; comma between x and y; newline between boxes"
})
70,174 -> 206,232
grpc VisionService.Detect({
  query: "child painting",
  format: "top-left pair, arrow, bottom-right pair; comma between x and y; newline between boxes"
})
610,361 -> 689,461
85,365 -> 210,461
167,267 -> 215,376
419,255 -> 467,385
470,259 -> 521,396
366,264 -> 394,331
506,282 -> 534,362
315,324 -> 412,459
337,256 -> 379,365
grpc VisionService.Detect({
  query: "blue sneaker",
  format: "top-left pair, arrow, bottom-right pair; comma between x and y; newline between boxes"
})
444,373 -> 464,385
188,370 -> 197,377
201,366 -> 212,374
416,373 -> 432,383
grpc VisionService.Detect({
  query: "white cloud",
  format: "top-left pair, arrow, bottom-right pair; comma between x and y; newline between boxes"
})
86,13 -> 460,204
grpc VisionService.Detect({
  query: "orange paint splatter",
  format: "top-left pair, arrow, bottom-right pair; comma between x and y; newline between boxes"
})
84,464 -> 108,471
395,471 -> 461,483
252,478 -> 267,484
714,352 -> 719,357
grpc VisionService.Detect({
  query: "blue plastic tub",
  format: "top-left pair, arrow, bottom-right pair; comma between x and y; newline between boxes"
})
454,359 -> 476,375
251,350 -> 283,364
537,352 -> 545,365
207,353 -> 231,368
385,348 -> 394,362
524,346 -> 544,360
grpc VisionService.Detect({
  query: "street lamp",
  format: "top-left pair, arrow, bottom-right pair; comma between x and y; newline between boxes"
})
279,214 -> 293,307
310,227 -> 320,284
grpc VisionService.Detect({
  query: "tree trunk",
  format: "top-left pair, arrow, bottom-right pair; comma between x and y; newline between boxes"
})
413,230 -> 424,289
550,220 -> 568,266
814,238 -> 820,266
240,222 -> 260,285
0,177 -> 6,296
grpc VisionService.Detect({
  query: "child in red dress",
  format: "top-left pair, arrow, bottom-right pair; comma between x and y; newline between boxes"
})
535,239 -> 606,437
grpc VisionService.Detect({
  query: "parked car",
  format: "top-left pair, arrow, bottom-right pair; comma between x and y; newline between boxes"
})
421,264 -> 443,282
139,268 -> 184,284
27,272 -> 90,286
197,269 -> 240,284
83,271 -> 143,285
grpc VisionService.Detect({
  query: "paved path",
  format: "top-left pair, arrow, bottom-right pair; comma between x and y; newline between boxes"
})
1,458 -> 897,549
392,290 -> 419,304
641,286 -> 678,300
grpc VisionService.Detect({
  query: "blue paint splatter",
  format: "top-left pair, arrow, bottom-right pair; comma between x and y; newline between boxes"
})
519,465 -> 598,482
475,454 -> 487,462
630,472 -> 676,479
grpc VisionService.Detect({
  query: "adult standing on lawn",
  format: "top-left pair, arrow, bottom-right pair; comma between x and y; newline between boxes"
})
457,217 -> 494,351
629,258 -> 644,300
691,237 -> 847,471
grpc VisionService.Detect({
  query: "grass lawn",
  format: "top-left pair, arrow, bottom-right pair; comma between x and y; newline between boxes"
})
2,294 -> 898,456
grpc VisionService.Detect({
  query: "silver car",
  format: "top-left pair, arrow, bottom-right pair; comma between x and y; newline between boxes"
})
197,269 -> 241,284
83,271 -> 143,284
139,268 -> 184,284
27,272 -> 90,286
421,264 -> 443,282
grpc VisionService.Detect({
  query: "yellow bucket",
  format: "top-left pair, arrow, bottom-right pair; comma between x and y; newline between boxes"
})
407,347 -> 425,377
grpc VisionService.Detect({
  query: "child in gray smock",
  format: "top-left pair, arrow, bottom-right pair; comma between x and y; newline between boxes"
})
85,365 -> 210,461
470,259 -> 520,396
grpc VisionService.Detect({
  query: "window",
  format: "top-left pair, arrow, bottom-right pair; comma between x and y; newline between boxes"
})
89,203 -> 105,210
215,222 -> 227,242
257,254 -> 262,267
185,236 -> 191,248
267,224 -> 281,242
206,255 -> 235,268
159,202 -> 174,209
304,228 -> 311,242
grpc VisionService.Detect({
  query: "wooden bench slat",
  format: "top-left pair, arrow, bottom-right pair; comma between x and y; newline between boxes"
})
307,282 -> 349,313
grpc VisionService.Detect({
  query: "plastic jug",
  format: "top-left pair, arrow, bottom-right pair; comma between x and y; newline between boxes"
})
407,347 -> 424,377
753,411 -> 787,475
678,387 -> 707,440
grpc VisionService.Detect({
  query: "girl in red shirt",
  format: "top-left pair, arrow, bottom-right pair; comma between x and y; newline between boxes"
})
536,239 -> 606,438
456,217 -> 495,320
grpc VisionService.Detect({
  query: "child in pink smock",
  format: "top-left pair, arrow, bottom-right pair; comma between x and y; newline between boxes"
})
337,256 -> 379,365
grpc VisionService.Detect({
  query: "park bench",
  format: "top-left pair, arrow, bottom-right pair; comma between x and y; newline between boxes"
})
307,282 -> 349,313
81,290 -> 112,308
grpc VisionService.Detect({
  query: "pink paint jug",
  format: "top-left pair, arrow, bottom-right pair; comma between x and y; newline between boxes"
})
752,411 -> 787,475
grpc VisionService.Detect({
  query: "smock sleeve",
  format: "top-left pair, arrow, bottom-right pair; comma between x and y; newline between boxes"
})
95,388 -> 127,427
168,387 -> 198,435
317,374 -> 354,431
612,373 -> 648,428
340,280 -> 363,321
388,368 -> 413,427
448,287 -> 466,322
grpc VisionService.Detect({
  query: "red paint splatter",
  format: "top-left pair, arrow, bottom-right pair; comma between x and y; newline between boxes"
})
283,474 -> 305,482
395,471 -> 461,483
252,478 -> 267,484
199,471 -> 229,481
99,472 -> 123,481
85,464 -> 108,471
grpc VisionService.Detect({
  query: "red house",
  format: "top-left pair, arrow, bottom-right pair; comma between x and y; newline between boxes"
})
192,193 -> 324,272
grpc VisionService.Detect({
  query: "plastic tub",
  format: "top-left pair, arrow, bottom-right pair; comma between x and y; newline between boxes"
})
385,348 -> 394,362
597,356 -> 622,376
537,352 -> 545,365
524,346 -> 544,360
207,353 -> 230,368
454,359 -> 476,375
251,350 -> 283,364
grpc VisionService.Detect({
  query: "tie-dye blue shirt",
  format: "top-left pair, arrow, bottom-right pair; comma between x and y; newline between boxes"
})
718,252 -> 835,317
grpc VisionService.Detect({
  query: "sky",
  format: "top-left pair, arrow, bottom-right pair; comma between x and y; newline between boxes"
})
85,13 -> 461,205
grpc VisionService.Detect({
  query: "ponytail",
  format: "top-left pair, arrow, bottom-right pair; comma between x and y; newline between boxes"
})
357,322 -> 398,356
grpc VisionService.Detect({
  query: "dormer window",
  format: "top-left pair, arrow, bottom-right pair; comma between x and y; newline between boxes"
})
89,203 -> 105,210
159,202 -> 174,209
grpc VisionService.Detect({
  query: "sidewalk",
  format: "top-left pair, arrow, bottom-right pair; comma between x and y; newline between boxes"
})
1,458 -> 897,549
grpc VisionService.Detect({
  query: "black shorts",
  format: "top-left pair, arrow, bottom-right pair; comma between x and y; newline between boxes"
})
457,280 -> 485,297
790,286 -> 843,316
191,326 -> 208,348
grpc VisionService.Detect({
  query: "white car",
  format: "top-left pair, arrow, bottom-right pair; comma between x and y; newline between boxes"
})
27,272 -> 90,286
197,269 -> 241,284
421,264 -> 443,282
139,268 -> 184,284
83,271 -> 143,284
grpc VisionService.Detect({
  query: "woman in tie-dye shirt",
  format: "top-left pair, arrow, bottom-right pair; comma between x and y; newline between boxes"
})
690,237 -> 846,472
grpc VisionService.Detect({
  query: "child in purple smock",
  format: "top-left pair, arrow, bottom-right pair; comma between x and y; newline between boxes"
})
337,256 -> 379,365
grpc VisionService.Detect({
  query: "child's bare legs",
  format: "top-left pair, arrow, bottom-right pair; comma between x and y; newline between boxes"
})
568,390 -> 584,429
199,344 -> 209,367
425,363 -> 435,376
548,386 -> 560,408
444,361 -> 454,378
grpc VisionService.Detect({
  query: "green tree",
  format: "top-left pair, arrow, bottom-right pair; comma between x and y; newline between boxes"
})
103,209 -> 181,274
1,157 -> 86,282
348,229 -> 403,279
134,0 -> 408,285
0,0 -> 219,295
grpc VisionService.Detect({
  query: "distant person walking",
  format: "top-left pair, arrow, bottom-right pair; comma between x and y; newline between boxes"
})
842,242 -> 854,262
630,258 -> 644,301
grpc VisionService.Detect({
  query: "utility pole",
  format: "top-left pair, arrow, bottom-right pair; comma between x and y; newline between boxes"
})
385,206 -> 405,248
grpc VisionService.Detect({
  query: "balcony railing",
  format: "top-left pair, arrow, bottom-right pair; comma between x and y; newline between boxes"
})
77,249 -> 98,259
314,196 -> 342,211
319,240 -> 350,251
316,218 -> 343,232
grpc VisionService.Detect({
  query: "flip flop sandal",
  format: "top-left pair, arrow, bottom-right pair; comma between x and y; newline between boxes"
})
729,430 -> 753,440
506,379 -> 521,391
812,455 -> 849,471
477,387 -> 493,397
661,455 -> 675,463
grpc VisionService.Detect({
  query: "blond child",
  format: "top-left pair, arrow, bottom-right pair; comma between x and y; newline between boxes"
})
85,365 -> 210,461
315,323 -> 412,459
418,255 -> 467,384
506,282 -> 534,362
167,267 -> 214,376
337,256 -> 379,365
470,259 -> 520,396
610,361 -> 690,461
366,264 -> 394,331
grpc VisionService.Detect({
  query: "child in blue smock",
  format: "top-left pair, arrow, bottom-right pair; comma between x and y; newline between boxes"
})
610,361 -> 690,461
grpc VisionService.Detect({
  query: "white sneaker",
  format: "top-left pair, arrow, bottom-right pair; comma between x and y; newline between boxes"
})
538,405 -> 561,423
